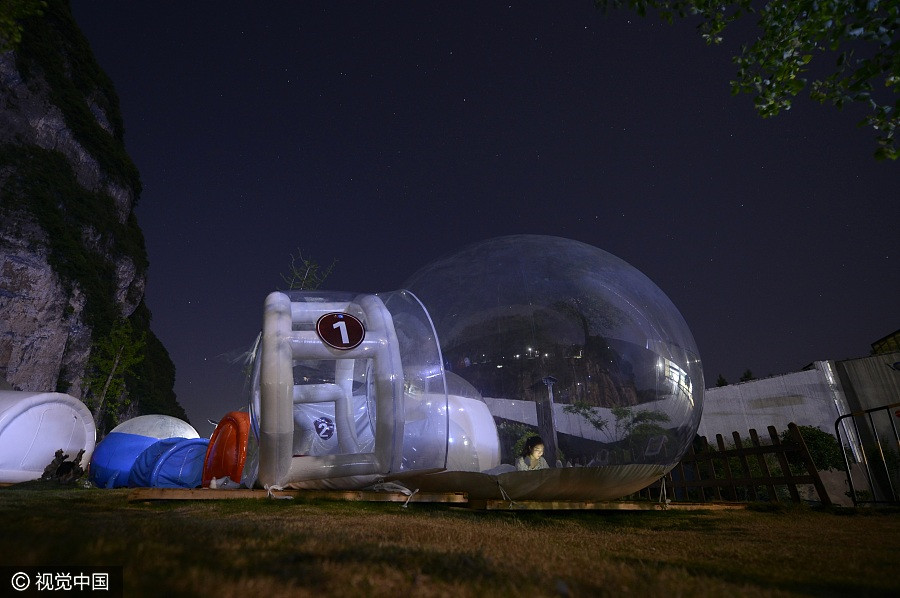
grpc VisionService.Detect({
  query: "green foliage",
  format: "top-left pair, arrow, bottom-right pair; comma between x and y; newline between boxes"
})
127,302 -> 188,422
611,405 -> 671,444
715,374 -> 728,387
81,305 -> 187,430
0,0 -> 46,50
739,369 -> 755,382
280,248 -> 336,291
15,0 -> 142,188
563,401 -> 610,433
626,409 -> 671,449
82,317 -> 145,427
569,405 -> 672,461
595,0 -> 900,159
610,406 -> 632,442
0,145 -> 148,331
496,420 -> 533,463
780,425 -> 846,472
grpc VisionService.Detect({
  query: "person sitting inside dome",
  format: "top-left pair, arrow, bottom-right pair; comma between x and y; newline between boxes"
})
516,436 -> 549,471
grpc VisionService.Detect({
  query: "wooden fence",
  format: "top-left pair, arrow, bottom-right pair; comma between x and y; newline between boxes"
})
641,422 -> 832,506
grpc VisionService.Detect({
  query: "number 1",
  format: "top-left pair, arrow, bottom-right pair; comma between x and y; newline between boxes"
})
333,321 -> 350,345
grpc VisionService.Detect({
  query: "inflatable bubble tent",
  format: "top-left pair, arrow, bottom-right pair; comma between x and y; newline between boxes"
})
404,236 -> 703,489
248,235 -> 703,500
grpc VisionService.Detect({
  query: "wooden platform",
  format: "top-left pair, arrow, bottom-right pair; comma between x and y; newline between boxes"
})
126,487 -> 747,510
127,487 -> 467,504
468,499 -> 748,511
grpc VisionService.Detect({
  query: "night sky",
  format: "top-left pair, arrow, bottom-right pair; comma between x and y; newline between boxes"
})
70,2 -> 898,434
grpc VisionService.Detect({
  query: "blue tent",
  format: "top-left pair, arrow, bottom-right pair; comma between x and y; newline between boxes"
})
89,432 -> 159,488
128,437 -> 209,488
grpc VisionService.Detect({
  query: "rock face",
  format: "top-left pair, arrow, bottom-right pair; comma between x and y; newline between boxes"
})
0,1 -> 184,423
0,218 -> 89,393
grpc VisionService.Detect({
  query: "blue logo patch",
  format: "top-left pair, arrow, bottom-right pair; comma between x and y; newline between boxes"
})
314,417 -> 335,440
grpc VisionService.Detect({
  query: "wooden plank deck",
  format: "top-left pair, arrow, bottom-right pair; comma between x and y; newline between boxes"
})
467,499 -> 748,511
127,487 -> 468,503
126,487 -> 747,511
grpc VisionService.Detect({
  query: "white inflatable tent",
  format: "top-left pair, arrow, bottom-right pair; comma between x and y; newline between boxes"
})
0,391 -> 96,483
252,290 -> 501,491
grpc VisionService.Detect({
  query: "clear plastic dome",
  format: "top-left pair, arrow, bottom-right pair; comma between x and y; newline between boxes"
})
403,235 -> 703,497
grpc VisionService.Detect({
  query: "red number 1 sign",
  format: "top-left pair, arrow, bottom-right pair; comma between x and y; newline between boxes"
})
315,312 -> 365,350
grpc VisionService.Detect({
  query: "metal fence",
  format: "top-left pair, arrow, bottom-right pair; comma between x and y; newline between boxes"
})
835,401 -> 900,506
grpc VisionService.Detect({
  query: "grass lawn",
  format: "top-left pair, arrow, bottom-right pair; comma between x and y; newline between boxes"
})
1,484 -> 898,597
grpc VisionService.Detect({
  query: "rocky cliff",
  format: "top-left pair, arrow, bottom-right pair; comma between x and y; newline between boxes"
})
0,1 -> 185,424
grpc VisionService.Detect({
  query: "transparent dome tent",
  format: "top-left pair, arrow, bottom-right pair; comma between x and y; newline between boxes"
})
400,235 -> 704,500
241,236 -> 702,501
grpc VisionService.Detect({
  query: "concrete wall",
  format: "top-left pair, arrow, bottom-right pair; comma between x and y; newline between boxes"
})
698,361 -> 850,441
698,352 -> 899,449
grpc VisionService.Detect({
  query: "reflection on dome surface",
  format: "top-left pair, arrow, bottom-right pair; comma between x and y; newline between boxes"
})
403,235 -> 703,495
